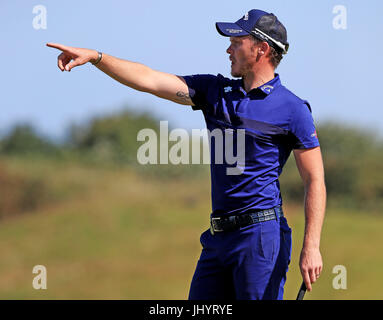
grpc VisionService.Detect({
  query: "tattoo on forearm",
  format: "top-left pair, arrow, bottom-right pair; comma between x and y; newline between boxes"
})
176,91 -> 191,103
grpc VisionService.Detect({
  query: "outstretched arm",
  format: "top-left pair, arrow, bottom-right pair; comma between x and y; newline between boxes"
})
46,43 -> 194,106
293,146 -> 326,292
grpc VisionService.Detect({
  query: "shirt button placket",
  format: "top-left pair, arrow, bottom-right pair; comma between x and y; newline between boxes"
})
236,96 -> 249,113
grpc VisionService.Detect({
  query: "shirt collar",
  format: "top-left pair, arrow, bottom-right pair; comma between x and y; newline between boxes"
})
238,73 -> 281,96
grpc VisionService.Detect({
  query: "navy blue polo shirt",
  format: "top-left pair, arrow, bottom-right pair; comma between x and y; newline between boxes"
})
182,73 -> 319,216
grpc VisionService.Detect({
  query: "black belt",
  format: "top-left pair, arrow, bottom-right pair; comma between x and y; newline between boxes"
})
210,206 -> 284,235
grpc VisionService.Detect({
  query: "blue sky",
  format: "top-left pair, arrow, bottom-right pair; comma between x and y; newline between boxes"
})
1,0 -> 383,141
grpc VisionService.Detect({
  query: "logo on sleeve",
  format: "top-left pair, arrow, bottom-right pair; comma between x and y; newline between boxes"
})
311,130 -> 318,139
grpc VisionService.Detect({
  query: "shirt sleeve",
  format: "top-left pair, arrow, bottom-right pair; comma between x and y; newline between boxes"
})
181,74 -> 218,111
289,101 -> 320,149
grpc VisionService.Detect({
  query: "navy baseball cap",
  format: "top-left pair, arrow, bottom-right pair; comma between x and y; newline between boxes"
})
216,9 -> 289,54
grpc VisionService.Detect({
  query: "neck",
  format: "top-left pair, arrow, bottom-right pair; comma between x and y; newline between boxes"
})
242,65 -> 275,92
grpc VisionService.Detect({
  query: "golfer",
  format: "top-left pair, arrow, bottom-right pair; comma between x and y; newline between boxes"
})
47,9 -> 326,300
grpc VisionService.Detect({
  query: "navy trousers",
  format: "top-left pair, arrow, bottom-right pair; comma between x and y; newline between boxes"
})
188,215 -> 292,300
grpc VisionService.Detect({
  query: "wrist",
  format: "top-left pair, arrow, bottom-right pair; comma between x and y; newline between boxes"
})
90,50 -> 102,65
302,241 -> 320,251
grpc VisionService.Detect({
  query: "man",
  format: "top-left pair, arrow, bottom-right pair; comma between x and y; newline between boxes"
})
47,9 -> 326,300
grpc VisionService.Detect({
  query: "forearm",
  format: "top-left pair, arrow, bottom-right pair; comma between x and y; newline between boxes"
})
94,52 -> 191,104
94,53 -> 156,92
302,179 -> 326,249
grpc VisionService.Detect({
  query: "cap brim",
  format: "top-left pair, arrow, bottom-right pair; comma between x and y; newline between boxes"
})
216,22 -> 249,37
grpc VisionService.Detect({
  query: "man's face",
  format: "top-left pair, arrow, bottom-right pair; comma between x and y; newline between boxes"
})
226,36 -> 258,78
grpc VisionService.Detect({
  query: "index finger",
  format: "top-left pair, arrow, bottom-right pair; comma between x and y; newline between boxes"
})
303,271 -> 312,292
46,43 -> 69,52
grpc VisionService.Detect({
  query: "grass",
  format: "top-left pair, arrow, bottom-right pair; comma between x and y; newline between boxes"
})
0,158 -> 382,299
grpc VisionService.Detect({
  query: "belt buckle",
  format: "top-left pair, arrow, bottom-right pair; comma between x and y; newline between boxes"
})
210,217 -> 223,235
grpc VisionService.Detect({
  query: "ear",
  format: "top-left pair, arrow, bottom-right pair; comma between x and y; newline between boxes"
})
258,41 -> 270,56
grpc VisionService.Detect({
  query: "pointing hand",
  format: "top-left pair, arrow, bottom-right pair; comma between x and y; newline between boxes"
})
46,43 -> 98,72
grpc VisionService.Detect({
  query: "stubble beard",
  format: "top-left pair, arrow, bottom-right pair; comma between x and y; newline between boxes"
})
231,64 -> 242,78
231,61 -> 252,78
231,70 -> 242,78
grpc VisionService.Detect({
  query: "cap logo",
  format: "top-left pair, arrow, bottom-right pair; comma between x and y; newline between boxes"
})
226,28 -> 243,34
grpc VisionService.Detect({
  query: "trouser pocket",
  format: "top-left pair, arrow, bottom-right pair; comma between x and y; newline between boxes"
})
260,220 -> 279,262
280,217 -> 292,266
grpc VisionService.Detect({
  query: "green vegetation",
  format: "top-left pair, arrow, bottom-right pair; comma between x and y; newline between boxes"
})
280,122 -> 383,211
0,110 -> 382,299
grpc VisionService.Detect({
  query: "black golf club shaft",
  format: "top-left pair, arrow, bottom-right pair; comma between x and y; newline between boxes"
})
296,281 -> 307,300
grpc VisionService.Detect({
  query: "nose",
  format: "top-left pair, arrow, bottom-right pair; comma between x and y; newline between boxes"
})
226,44 -> 233,54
